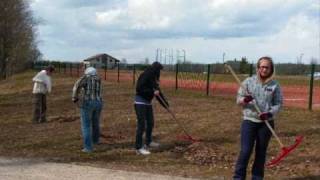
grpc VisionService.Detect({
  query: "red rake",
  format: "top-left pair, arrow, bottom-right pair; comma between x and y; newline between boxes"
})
157,95 -> 200,143
224,63 -> 303,167
267,135 -> 303,167
176,134 -> 200,143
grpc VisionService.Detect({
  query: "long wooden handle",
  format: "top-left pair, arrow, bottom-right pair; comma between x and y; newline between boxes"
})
224,64 -> 284,148
156,94 -> 193,138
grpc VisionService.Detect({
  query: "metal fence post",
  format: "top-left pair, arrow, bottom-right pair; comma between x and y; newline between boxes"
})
77,63 -> 80,77
117,62 -> 120,83
308,64 -> 315,111
206,64 -> 211,96
104,65 -> 107,81
175,63 -> 179,91
70,63 -> 72,77
133,64 -> 136,86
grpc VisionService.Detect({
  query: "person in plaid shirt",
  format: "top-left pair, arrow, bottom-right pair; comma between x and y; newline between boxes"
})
72,67 -> 103,153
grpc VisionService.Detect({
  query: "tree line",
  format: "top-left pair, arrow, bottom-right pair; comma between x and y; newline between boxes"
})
0,0 -> 40,79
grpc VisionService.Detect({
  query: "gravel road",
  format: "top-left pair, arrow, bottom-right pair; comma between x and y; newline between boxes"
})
0,157 -> 207,180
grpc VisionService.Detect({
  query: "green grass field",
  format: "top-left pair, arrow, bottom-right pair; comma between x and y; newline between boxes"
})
0,70 -> 319,179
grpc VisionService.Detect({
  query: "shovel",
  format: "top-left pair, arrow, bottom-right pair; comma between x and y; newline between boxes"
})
224,63 -> 303,167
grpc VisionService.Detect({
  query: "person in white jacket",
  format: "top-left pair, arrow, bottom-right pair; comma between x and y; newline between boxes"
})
32,65 -> 55,123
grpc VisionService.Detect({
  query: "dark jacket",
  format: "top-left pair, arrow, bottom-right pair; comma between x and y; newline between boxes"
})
136,62 -> 163,102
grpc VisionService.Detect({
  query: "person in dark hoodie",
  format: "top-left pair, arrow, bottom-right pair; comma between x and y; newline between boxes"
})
134,61 -> 169,155
233,56 -> 283,180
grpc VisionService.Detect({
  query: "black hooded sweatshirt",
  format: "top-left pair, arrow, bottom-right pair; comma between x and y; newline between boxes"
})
136,62 -> 163,103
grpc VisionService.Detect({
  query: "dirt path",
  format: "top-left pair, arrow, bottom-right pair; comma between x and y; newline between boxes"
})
0,157 -> 206,180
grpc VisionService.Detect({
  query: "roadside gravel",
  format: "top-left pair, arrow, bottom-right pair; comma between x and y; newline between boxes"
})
0,157 -> 203,180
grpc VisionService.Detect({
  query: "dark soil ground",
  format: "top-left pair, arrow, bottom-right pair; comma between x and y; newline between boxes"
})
0,70 -> 319,179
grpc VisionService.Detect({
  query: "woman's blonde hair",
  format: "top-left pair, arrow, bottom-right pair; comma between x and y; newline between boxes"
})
256,56 -> 275,82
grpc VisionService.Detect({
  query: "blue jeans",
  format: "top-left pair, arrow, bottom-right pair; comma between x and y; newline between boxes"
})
233,120 -> 274,180
80,100 -> 102,151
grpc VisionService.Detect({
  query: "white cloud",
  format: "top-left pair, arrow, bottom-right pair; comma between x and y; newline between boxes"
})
95,8 -> 126,26
29,0 -> 319,63
127,0 -> 184,30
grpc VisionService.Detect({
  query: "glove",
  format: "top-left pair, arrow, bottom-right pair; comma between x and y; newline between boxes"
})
259,112 -> 273,121
243,95 -> 253,103
72,97 -> 79,103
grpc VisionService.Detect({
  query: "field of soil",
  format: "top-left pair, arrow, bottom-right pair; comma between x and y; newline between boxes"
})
0,70 -> 319,179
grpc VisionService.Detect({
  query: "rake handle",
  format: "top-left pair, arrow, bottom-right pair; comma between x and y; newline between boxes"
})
156,94 -> 193,138
224,64 -> 284,148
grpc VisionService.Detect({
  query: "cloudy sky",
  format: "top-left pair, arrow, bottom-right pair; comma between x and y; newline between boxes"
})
30,0 -> 319,64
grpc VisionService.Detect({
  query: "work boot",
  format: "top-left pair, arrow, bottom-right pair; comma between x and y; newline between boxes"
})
39,118 -> 47,123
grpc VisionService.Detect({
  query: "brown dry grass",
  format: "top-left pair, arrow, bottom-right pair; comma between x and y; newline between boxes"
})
0,70 -> 319,179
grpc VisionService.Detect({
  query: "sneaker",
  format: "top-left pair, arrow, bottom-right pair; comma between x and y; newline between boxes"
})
81,148 -> 93,153
148,141 -> 160,148
136,148 -> 151,155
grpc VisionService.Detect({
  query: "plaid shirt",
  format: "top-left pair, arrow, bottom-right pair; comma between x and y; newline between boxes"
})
72,75 -> 102,103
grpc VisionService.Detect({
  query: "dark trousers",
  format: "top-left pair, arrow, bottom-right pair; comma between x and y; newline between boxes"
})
233,120 -> 274,180
32,93 -> 47,123
134,104 -> 154,149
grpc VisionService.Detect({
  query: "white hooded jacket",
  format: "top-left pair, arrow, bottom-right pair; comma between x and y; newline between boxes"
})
32,70 -> 52,94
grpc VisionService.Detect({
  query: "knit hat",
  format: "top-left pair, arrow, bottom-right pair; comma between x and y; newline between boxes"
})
84,67 -> 97,76
46,65 -> 55,73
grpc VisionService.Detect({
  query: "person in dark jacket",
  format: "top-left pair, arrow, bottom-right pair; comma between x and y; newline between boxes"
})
134,61 -> 169,155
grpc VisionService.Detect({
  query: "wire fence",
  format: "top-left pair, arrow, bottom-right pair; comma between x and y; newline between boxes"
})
33,61 -> 320,110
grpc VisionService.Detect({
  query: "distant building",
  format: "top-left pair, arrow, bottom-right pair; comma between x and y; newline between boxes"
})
83,53 -> 120,69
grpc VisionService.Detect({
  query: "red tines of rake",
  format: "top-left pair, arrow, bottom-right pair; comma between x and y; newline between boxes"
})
176,134 -> 201,143
266,135 -> 304,168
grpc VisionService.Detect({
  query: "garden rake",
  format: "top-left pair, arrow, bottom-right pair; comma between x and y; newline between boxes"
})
224,63 -> 303,167
156,94 -> 200,143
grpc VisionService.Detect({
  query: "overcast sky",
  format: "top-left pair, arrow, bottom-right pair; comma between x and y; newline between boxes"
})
30,0 -> 320,64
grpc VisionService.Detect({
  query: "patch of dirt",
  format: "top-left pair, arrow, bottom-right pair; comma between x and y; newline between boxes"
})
0,70 -> 319,179
48,115 -> 80,123
182,142 -> 233,166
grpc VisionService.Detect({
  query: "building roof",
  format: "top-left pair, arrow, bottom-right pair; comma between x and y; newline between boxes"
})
83,53 -> 120,62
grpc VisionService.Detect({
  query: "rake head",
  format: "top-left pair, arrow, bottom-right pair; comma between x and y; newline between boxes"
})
266,135 -> 303,167
176,134 -> 201,143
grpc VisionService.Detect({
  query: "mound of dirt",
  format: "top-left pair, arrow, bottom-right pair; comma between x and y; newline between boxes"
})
183,142 -> 233,166
48,115 -> 80,123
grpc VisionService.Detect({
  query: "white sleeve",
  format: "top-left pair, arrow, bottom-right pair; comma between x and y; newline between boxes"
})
32,70 -> 52,93
46,77 -> 52,93
32,70 -> 46,83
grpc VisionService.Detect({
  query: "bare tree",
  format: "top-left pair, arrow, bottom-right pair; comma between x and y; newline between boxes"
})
0,0 -> 39,79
